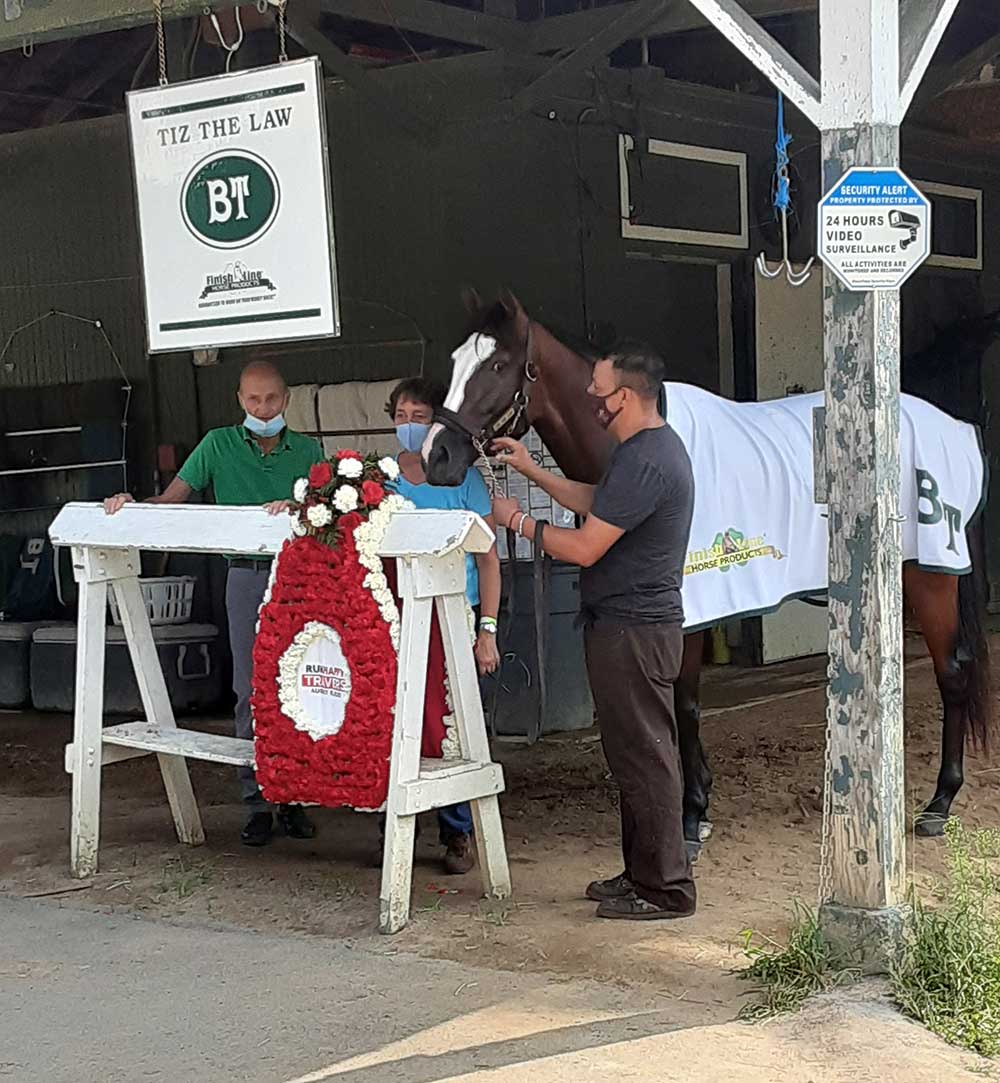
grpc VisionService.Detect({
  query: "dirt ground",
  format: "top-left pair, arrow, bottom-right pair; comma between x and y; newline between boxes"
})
2,632 -> 998,1043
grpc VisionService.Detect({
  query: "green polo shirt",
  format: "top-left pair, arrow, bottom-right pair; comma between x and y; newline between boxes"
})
178,425 -> 325,507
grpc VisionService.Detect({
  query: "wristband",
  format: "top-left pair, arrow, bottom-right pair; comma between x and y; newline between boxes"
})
516,513 -> 529,538
479,617 -> 498,635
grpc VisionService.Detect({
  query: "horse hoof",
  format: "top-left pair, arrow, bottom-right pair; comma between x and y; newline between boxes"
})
914,812 -> 947,838
686,839 -> 702,864
699,820 -> 714,843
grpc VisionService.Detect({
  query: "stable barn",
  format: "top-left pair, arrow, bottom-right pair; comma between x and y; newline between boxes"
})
2,0 -> 1000,965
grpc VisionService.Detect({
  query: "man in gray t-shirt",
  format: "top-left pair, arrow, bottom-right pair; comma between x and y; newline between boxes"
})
492,342 -> 696,921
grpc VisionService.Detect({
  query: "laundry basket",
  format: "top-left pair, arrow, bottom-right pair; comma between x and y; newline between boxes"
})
108,576 -> 195,627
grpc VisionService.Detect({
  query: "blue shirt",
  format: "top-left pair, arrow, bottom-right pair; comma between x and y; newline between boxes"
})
392,466 -> 492,606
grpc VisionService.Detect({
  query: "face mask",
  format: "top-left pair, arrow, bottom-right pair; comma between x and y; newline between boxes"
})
243,413 -> 285,439
396,422 -> 431,454
593,389 -> 624,431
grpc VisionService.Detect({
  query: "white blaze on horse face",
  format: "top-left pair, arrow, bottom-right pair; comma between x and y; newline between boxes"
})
421,333 -> 498,462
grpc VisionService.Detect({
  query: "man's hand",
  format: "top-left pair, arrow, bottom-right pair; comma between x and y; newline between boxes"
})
103,493 -> 135,516
264,499 -> 293,516
491,437 -> 534,477
474,630 -> 500,676
492,496 -> 524,531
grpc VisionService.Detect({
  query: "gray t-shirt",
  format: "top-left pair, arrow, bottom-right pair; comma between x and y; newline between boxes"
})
580,424 -> 694,625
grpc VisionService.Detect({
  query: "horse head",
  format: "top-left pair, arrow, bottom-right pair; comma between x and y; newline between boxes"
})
423,288 -> 535,486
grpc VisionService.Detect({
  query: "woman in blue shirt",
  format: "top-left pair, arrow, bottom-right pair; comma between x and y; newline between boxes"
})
386,377 -> 501,875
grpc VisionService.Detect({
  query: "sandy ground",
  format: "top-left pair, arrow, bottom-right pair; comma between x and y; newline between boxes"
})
2,632 -> 999,1079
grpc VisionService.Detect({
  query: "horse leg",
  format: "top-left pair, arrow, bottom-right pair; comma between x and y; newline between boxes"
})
904,566 -> 966,837
677,631 -> 713,862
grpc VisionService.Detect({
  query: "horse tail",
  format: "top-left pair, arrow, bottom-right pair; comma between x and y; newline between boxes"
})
957,514 -> 993,751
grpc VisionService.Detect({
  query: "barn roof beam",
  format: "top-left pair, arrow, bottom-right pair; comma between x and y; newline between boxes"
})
317,0 -> 526,52
917,27 -> 1000,106
0,0 -> 210,52
527,0 -> 815,55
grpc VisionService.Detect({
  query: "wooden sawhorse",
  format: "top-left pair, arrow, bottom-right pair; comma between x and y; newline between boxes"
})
49,502 -> 511,933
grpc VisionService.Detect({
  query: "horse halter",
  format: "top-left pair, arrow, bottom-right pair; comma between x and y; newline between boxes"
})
433,322 -> 537,459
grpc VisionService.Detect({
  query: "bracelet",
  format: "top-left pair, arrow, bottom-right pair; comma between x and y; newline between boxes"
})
506,509 -> 521,531
479,617 -> 498,635
516,513 -> 530,538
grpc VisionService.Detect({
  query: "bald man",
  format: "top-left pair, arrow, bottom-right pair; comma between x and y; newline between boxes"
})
105,360 -> 325,846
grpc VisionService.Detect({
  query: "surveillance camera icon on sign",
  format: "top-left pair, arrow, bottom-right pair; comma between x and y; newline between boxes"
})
889,209 -> 921,249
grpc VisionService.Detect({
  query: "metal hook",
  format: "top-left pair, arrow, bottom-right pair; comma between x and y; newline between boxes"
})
21,38 -> 33,58
256,0 -> 269,11
756,204 -> 815,288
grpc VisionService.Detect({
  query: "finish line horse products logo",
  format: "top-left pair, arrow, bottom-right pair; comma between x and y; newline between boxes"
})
181,149 -> 280,250
199,261 -> 276,300
684,528 -> 785,577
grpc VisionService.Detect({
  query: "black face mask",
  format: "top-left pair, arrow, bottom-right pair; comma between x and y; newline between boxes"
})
592,386 -> 625,430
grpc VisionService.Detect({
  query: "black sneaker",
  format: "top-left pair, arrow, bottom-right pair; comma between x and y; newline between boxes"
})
241,811 -> 274,847
277,804 -> 316,840
585,872 -> 634,902
595,892 -> 695,921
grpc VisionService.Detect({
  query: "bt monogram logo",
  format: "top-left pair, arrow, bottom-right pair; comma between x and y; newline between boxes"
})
181,150 -> 280,249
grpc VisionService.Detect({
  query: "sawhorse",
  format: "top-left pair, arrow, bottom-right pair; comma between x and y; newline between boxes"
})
49,502 -> 511,933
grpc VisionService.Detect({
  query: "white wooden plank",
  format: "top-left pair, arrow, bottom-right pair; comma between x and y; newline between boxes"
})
69,575 -> 108,879
102,721 -> 255,767
898,0 -> 961,118
65,741 -> 151,772
380,559 -> 434,935
820,0 -> 900,128
50,502 -> 292,557
111,576 -> 205,846
49,503 -> 494,559
410,549 -> 468,601
378,511 -> 494,558
436,592 -> 511,901
683,0 -> 823,127
398,763 -> 505,816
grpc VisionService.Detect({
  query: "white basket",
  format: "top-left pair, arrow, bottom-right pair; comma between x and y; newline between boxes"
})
108,576 -> 195,627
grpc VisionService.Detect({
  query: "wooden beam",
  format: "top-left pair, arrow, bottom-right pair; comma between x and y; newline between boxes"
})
681,0 -> 821,126
528,0 -> 815,54
510,0 -> 672,116
318,0 -> 526,52
917,28 -> 1000,107
898,0 -> 960,118
286,7 -> 436,142
40,36 -> 145,125
0,0 -> 212,53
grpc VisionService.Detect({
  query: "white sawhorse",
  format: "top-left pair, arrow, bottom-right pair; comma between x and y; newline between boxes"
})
49,502 -> 511,933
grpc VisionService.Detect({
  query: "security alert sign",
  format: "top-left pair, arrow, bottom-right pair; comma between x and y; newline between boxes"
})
818,167 -> 931,291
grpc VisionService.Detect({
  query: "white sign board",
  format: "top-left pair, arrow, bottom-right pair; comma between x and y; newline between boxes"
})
127,58 -> 340,352
818,167 -> 931,291
279,621 -> 352,742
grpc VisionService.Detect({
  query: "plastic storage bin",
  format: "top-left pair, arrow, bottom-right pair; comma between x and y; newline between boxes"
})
0,621 -> 60,708
31,622 -> 222,715
107,576 -> 195,627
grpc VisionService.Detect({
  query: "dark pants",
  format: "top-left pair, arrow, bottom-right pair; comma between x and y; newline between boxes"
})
226,564 -> 272,809
585,620 -> 696,913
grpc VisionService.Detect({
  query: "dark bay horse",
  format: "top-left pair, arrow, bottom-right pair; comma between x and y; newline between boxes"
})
424,290 -> 994,858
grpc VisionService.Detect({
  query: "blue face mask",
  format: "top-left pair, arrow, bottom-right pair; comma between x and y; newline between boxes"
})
396,422 -> 431,454
243,413 -> 285,439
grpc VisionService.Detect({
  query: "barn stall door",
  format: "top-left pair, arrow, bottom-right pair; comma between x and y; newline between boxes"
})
753,263 -> 827,664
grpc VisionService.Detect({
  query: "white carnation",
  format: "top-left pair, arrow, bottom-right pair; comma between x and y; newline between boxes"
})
333,485 -> 359,513
293,477 -> 309,503
337,457 -> 363,479
292,519 -> 308,537
378,456 -> 400,481
306,503 -> 333,528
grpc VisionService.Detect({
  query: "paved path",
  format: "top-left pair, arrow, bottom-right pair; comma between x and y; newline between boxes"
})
0,897 -> 989,1083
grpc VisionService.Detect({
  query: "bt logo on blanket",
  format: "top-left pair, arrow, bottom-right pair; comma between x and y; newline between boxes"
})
182,151 -> 280,249
916,470 -> 962,555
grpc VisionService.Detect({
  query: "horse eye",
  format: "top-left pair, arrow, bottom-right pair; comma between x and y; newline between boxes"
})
492,359 -> 507,373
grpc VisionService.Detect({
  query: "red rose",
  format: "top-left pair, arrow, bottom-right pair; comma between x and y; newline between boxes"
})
308,461 -> 333,488
336,449 -> 363,461
361,480 -> 386,507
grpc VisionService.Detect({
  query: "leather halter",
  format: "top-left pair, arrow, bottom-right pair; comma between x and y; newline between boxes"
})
433,323 -> 537,455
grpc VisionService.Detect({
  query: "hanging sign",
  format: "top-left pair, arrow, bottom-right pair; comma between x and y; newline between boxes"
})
126,58 -> 340,352
818,167 -> 931,291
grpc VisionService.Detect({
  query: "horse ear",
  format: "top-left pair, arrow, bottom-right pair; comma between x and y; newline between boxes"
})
461,286 -> 483,315
499,289 -> 524,321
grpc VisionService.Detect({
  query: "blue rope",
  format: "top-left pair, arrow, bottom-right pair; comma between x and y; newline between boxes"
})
773,92 -> 792,213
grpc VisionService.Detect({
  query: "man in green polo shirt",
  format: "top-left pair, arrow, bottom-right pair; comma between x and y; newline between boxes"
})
104,360 -> 325,846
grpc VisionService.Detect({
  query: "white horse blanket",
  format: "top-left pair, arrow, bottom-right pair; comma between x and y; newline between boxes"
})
664,384 -> 985,632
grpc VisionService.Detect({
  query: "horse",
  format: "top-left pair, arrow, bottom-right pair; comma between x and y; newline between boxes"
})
423,289 -> 995,860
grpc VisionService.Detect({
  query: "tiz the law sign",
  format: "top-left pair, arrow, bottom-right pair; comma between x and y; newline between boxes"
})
818,168 -> 931,291
127,59 -> 340,352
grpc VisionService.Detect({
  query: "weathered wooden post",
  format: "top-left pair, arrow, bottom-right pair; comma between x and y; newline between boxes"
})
680,0 -> 960,967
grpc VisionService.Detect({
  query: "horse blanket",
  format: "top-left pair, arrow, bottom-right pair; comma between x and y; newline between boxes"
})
663,384 -> 985,632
